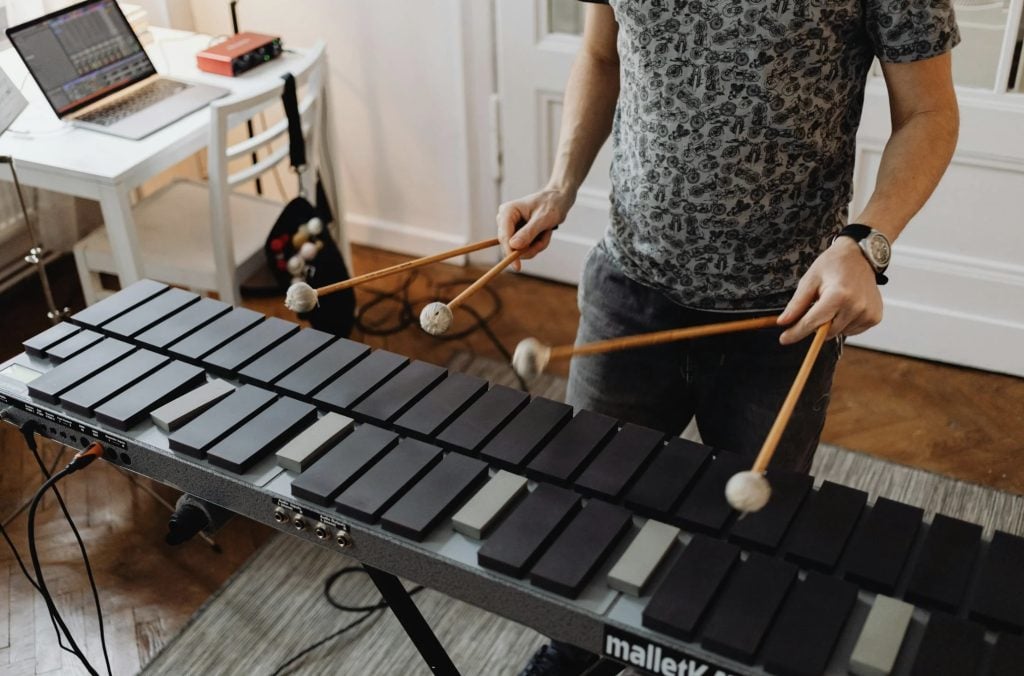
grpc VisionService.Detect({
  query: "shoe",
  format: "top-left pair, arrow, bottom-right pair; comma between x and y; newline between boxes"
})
518,642 -> 598,676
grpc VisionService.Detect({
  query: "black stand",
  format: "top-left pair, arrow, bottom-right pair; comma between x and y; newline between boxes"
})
584,659 -> 625,675
229,0 -> 263,196
362,565 -> 461,676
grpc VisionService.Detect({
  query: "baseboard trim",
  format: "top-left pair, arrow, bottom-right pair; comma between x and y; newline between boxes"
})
516,233 -> 596,285
345,214 -> 470,259
848,299 -> 1023,377
898,244 -> 1024,285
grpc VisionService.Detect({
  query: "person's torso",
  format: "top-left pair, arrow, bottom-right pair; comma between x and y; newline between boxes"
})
603,0 -> 877,309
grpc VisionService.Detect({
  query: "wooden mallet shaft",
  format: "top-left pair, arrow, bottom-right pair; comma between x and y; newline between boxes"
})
751,321 -> 833,473
546,315 -> 781,361
447,249 -> 523,311
312,237 -> 500,298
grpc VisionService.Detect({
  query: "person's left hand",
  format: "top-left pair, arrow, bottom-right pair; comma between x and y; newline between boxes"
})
777,237 -> 883,344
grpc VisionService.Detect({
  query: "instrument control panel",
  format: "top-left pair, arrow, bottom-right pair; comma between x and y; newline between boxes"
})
273,498 -> 352,547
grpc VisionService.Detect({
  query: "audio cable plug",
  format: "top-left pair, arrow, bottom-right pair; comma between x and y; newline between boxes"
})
18,419 -> 40,452
65,443 -> 105,474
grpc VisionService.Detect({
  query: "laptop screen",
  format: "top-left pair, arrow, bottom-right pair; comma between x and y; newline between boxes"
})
6,0 -> 155,117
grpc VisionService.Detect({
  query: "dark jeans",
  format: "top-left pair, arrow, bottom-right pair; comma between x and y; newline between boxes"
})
567,243 -> 841,473
543,246 -> 841,673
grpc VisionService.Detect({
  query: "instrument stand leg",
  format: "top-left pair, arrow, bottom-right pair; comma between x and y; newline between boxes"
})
583,658 -> 625,676
362,565 -> 461,676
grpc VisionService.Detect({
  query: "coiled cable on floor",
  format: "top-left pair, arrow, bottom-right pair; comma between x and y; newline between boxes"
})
270,567 -> 425,676
352,269 -> 529,391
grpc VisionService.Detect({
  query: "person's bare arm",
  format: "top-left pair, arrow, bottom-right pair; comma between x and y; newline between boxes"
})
779,52 -> 959,343
497,5 -> 619,269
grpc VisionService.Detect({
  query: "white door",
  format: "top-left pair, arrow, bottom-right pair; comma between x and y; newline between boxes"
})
495,0 -> 613,284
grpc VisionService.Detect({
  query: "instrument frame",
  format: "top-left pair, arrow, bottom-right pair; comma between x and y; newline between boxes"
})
0,346 -> 968,676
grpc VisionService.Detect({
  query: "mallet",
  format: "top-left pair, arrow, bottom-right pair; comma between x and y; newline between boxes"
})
419,249 -> 523,335
724,320 -> 833,513
285,237 -> 501,313
511,315 -> 781,380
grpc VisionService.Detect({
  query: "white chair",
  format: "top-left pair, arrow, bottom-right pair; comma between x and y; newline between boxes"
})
73,41 -> 345,305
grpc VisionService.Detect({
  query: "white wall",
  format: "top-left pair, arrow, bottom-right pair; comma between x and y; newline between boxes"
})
189,0 -> 497,258
131,0 -> 193,29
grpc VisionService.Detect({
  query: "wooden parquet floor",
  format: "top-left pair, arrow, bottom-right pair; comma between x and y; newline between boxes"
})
2,246 -> 1023,675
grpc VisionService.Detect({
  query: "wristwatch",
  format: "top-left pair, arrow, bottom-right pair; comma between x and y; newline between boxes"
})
836,223 -> 891,285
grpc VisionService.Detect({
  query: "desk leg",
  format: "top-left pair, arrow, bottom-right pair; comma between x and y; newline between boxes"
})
97,184 -> 144,295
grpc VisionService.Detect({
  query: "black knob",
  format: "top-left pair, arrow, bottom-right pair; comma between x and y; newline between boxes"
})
166,503 -> 209,545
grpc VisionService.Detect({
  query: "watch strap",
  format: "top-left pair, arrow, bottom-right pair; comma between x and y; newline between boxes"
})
836,224 -> 889,285
836,223 -> 872,242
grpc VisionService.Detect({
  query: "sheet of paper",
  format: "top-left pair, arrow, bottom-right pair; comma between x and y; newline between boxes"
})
0,68 -> 28,135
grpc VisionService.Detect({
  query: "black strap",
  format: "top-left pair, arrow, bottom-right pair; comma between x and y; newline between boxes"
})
836,223 -> 889,285
836,223 -> 871,242
281,73 -> 306,169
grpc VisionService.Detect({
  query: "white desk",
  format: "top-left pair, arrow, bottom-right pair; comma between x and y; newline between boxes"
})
0,28 -> 314,287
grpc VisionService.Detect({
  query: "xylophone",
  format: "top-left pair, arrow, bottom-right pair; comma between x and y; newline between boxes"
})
2,279 -> 1023,676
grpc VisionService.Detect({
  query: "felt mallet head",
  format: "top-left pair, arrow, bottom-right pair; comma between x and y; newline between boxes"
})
285,281 -> 318,313
512,338 -> 552,381
419,302 -> 453,336
724,470 -> 772,513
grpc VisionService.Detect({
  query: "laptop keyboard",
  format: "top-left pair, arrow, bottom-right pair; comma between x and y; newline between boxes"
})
79,79 -> 190,127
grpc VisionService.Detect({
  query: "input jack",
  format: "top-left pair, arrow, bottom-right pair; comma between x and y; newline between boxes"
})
335,531 -> 352,548
292,514 -> 306,531
273,508 -> 288,524
314,523 -> 329,540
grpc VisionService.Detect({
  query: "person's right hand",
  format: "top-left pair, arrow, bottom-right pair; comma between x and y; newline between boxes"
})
496,187 -> 576,271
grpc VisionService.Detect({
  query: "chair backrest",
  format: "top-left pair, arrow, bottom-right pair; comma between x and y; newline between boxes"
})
205,41 -> 328,301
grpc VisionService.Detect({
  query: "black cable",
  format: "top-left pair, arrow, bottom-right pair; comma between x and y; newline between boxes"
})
323,567 -> 424,612
10,425 -> 77,655
270,608 -> 383,676
20,427 -> 112,676
26,467 -> 97,675
0,520 -> 44,592
351,269 -> 529,391
0,448 -> 57,601
354,270 -> 500,341
271,567 -> 425,675
1,445 -> 66,527
0,432 -> 65,592
37,468 -> 114,676
0,493 -> 75,659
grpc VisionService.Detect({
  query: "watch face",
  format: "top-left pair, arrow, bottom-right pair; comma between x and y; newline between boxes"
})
866,232 -> 891,268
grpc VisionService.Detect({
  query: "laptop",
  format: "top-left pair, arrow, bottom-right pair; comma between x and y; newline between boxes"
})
5,0 -> 228,140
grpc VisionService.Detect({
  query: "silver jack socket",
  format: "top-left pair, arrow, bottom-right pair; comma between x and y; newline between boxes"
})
335,531 -> 352,548
273,508 -> 288,523
314,523 -> 329,540
292,514 -> 306,531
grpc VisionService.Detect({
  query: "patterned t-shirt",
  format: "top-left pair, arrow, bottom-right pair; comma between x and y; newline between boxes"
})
581,0 -> 959,309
